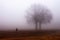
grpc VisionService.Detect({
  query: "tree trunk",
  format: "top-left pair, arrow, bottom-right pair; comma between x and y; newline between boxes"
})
39,23 -> 41,30
35,22 -> 37,31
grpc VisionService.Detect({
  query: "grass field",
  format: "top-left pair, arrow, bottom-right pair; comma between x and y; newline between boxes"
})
0,30 -> 60,40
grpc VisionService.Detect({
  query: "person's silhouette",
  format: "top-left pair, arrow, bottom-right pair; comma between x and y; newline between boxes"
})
16,28 -> 18,32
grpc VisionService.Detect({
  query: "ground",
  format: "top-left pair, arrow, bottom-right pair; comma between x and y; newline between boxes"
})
0,30 -> 60,40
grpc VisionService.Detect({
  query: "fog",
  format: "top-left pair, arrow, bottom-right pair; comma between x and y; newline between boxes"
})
0,0 -> 60,30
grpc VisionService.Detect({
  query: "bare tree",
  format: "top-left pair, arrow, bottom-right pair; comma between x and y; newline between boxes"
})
26,4 -> 52,30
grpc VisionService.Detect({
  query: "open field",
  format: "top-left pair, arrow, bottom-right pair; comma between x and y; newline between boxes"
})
0,30 -> 60,40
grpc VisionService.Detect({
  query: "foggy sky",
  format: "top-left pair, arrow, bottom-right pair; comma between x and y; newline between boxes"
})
0,0 -> 60,30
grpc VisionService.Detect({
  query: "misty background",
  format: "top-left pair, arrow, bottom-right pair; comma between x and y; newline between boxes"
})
0,0 -> 60,30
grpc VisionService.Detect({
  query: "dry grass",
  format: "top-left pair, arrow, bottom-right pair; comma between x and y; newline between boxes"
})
0,30 -> 60,40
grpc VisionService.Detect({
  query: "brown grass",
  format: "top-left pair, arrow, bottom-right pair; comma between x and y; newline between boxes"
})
0,30 -> 60,40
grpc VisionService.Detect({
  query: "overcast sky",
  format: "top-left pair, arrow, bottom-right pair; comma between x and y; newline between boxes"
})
0,0 -> 60,30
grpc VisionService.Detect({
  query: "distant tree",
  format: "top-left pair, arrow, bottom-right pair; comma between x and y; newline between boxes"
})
26,4 -> 52,30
